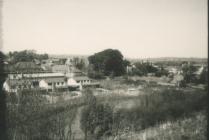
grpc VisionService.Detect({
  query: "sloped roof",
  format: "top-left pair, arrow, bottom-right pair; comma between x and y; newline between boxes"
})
25,73 -> 64,78
52,65 -> 69,71
15,62 -> 42,69
73,76 -> 92,81
4,62 -> 43,73
8,73 -> 64,79
41,77 -> 65,83
52,65 -> 82,73
71,68 -> 82,73
5,79 -> 33,87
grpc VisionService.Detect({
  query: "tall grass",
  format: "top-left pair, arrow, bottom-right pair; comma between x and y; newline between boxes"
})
119,111 -> 207,140
112,88 -> 207,131
6,90 -> 80,140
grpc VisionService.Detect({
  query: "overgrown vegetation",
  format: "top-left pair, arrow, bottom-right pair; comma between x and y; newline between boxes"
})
7,50 -> 48,64
80,89 -> 113,140
113,88 -> 207,131
80,88 -> 207,140
6,90 -> 79,140
128,62 -> 169,77
119,111 -> 207,140
147,112 -> 207,140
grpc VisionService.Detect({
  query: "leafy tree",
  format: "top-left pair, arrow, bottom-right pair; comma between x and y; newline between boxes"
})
38,53 -> 49,60
133,62 -> 158,76
7,50 -> 48,64
155,66 -> 169,77
88,49 -> 126,77
123,59 -> 131,68
182,64 -> 198,83
73,57 -> 85,70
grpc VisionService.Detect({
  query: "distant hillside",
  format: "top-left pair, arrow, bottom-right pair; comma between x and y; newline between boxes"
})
49,54 -> 207,65
127,57 -> 207,63
49,54 -> 89,59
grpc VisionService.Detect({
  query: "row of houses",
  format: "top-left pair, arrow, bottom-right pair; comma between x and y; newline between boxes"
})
3,73 -> 100,93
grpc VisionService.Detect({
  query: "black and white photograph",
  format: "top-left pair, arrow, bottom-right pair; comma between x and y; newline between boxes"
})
0,0 -> 208,139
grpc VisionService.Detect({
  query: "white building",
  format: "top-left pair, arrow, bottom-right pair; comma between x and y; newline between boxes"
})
7,73 -> 65,80
67,78 -> 82,90
4,72 -> 100,93
4,73 -> 66,92
39,77 -> 67,92
68,76 -> 100,90
3,79 -> 38,93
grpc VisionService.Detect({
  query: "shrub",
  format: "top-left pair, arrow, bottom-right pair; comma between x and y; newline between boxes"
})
80,89 -> 113,140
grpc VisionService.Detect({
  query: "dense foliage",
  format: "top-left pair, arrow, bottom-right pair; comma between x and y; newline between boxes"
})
80,89 -> 113,140
73,57 -> 86,70
133,62 -> 158,76
7,50 -> 48,64
130,62 -> 168,77
181,64 -> 198,83
88,49 -> 127,78
113,88 -> 207,131
80,88 -> 207,139
6,90 -> 78,140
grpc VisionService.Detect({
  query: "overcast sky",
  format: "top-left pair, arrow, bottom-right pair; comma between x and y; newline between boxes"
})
2,0 -> 207,58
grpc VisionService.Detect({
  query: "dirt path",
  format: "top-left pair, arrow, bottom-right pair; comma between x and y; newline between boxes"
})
71,107 -> 85,140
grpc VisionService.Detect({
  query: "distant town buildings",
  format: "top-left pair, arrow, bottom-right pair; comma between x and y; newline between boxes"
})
3,57 -> 99,93
3,54 -> 207,94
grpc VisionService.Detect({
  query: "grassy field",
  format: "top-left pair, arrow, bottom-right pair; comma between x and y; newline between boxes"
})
119,111 -> 207,140
6,76 -> 207,140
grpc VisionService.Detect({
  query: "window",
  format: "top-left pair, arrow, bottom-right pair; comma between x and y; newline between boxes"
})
48,83 -> 52,86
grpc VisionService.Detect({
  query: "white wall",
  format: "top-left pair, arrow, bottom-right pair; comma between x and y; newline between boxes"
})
67,78 -> 82,90
39,80 -> 49,89
3,82 -> 10,92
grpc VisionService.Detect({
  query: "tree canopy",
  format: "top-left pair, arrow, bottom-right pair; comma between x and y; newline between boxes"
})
88,49 -> 127,77
7,50 -> 48,64
73,57 -> 86,70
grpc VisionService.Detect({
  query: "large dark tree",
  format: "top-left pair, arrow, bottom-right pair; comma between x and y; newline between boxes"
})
88,49 -> 126,77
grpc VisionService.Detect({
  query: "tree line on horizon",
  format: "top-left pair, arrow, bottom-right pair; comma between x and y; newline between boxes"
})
2,49 -> 208,85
